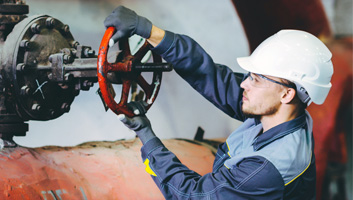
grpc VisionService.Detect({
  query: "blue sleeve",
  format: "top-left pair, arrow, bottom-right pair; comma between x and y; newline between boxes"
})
152,31 -> 245,121
141,138 -> 284,200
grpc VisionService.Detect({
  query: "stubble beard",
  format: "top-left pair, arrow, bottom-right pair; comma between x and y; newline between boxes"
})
242,102 -> 279,119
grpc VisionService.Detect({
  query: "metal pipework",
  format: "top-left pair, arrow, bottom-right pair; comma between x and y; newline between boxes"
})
0,11 -> 172,142
0,0 -> 29,142
0,0 -> 28,42
0,13 -> 98,141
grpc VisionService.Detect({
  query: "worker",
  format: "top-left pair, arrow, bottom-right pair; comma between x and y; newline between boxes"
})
104,6 -> 334,199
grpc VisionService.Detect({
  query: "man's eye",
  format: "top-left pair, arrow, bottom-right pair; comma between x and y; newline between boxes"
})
251,75 -> 258,82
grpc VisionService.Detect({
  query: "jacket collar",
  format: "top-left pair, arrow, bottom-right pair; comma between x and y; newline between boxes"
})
252,113 -> 307,151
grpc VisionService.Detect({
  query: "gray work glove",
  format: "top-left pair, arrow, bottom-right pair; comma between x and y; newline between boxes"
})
118,101 -> 156,144
104,6 -> 152,46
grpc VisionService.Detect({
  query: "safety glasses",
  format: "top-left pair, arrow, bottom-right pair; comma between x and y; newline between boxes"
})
245,72 -> 295,88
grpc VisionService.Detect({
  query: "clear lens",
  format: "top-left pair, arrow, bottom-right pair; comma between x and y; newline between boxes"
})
246,73 -> 270,88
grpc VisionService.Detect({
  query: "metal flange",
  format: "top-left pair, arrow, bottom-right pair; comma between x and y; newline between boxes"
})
1,15 -> 78,121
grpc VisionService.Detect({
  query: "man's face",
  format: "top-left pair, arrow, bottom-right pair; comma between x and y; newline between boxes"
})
240,73 -> 285,118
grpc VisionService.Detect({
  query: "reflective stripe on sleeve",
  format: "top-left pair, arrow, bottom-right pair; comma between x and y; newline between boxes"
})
144,158 -> 157,177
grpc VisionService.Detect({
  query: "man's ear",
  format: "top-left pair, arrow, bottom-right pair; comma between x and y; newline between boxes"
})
280,88 -> 296,104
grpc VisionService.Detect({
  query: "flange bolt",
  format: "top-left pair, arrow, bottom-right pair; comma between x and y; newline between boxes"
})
46,17 -> 55,28
63,24 -> 70,33
31,23 -> 41,34
63,54 -> 72,64
64,73 -> 74,82
16,63 -> 26,71
19,39 -> 32,50
31,104 -> 41,111
71,41 -> 79,49
21,86 -> 31,96
61,103 -> 70,113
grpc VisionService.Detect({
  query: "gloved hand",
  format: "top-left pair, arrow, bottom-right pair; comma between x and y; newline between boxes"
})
104,6 -> 153,46
118,101 -> 156,144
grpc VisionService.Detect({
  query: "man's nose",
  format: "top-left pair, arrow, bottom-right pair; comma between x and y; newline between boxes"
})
240,76 -> 250,89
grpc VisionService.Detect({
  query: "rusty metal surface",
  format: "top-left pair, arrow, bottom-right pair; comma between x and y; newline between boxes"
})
231,0 -> 332,52
0,15 -> 26,25
0,4 -> 28,15
0,0 -> 28,41
308,37 -> 352,199
0,138 -> 219,199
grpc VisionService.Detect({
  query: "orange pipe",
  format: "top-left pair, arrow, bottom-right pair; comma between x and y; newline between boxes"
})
0,139 -> 219,199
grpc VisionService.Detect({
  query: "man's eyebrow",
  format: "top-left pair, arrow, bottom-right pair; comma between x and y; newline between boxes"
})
251,73 -> 261,79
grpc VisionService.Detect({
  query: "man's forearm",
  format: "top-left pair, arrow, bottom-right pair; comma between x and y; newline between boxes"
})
147,25 -> 165,47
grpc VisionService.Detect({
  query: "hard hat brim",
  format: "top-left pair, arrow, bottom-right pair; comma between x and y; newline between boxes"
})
236,56 -> 263,75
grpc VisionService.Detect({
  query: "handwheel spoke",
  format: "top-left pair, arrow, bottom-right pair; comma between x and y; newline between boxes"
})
149,72 -> 162,104
152,52 -> 162,63
98,27 -> 168,117
133,41 -> 151,62
137,75 -> 152,98
137,72 -> 162,105
119,38 -> 132,59
119,79 -> 132,107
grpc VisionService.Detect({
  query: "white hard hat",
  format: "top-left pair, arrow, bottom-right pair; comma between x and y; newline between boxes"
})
237,29 -> 333,105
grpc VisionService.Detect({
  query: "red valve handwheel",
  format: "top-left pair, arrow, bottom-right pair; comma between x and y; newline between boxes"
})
97,27 -> 163,117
